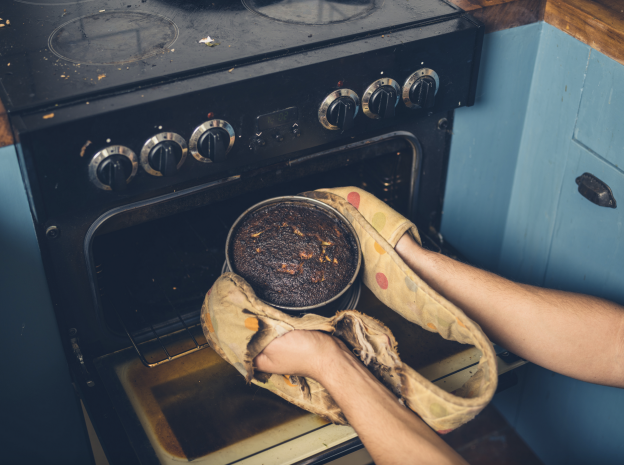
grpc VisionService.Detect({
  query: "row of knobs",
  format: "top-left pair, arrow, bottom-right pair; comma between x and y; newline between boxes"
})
90,120 -> 234,191
320,68 -> 439,131
91,69 -> 438,191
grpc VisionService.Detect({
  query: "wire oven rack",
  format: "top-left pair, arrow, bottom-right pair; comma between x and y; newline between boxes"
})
116,299 -> 209,368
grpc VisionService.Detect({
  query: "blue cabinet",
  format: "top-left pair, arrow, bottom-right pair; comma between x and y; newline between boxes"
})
446,23 -> 624,465
544,143 -> 624,304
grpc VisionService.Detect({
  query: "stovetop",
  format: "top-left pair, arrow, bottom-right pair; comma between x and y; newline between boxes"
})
0,0 -> 461,113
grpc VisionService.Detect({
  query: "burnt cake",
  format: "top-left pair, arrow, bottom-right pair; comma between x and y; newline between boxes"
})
230,202 -> 358,308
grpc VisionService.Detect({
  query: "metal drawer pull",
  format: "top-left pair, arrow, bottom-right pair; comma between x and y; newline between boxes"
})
575,172 -> 617,209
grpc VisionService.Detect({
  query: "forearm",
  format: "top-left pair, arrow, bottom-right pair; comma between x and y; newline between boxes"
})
315,345 -> 466,465
396,234 -> 624,387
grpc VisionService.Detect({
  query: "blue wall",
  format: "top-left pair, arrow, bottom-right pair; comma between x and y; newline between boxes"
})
0,145 -> 95,464
443,22 -> 624,464
441,22 -> 542,270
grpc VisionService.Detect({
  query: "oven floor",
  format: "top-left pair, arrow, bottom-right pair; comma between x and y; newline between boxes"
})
95,287 -> 479,465
103,344 -> 330,465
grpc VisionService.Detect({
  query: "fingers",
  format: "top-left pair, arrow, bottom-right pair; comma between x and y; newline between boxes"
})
252,330 -> 339,379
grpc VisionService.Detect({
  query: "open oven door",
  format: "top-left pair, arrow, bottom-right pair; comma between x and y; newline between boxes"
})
85,130 -> 522,465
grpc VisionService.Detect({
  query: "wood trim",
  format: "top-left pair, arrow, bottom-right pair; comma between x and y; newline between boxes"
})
544,0 -> 624,66
449,0 -> 624,66
448,0 -> 545,33
0,99 -> 14,148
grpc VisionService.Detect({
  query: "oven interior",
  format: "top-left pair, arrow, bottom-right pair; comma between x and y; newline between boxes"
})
91,138 -> 477,465
92,145 -> 415,365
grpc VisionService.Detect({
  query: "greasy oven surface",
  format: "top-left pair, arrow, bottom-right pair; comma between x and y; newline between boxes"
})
95,286 -> 473,465
92,148 -> 413,354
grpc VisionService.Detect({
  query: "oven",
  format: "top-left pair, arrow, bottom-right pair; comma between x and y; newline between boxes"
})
0,0 -> 525,463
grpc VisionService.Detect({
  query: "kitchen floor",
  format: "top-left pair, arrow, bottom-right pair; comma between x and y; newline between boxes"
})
327,404 -> 543,465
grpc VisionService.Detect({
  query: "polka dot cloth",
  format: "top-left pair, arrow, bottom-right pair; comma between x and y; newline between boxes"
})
374,241 -> 387,255
301,187 -> 498,433
371,211 -> 386,233
347,191 -> 360,209
376,272 -> 388,290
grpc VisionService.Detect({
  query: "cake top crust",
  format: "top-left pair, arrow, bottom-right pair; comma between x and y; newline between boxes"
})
230,203 -> 358,308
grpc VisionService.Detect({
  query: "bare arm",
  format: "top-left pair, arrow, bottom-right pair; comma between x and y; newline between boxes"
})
255,331 -> 467,465
396,233 -> 624,388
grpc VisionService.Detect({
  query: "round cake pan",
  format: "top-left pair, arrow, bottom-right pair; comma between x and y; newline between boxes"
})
225,195 -> 362,312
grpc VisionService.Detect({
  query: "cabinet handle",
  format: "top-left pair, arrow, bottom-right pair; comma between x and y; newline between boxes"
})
575,173 -> 617,209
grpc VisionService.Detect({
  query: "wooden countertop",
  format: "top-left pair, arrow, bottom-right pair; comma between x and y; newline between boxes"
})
449,0 -> 624,66
449,0 -> 546,33
544,0 -> 624,66
1,0 -> 623,144
0,99 -> 13,148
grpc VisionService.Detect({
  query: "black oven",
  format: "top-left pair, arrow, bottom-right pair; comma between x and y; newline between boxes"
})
2,0 -> 495,463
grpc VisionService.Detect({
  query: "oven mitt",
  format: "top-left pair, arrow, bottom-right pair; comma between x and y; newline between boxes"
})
201,272 -> 404,426
298,187 -> 498,433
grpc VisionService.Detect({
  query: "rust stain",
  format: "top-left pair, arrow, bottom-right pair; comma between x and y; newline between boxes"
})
0,99 -> 13,147
79,140 -> 92,157
98,74 -> 106,80
43,113 -> 55,119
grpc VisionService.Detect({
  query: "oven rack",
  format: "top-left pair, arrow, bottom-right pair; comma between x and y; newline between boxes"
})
115,286 -> 209,368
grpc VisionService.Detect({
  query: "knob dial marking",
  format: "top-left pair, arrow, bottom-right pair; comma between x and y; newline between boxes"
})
318,89 -> 360,130
402,68 -> 439,109
190,119 -> 235,163
140,132 -> 187,176
362,78 -> 401,119
89,145 -> 138,191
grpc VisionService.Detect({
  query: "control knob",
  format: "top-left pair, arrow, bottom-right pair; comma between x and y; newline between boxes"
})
362,78 -> 401,119
190,120 -> 235,163
403,68 -> 439,110
89,146 -> 138,191
140,133 -> 187,177
318,89 -> 360,131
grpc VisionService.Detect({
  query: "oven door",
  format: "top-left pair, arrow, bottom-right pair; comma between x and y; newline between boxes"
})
78,127 -> 522,465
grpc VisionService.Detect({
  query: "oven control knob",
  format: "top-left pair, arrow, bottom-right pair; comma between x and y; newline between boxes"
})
97,156 -> 132,191
403,68 -> 439,109
141,133 -> 187,177
89,146 -> 138,191
327,97 -> 356,131
362,78 -> 401,119
370,87 -> 398,117
199,128 -> 230,162
190,120 -> 235,163
150,142 -> 182,175
318,89 -> 360,131
410,77 -> 436,108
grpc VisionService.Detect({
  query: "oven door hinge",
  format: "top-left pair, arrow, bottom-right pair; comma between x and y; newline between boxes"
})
69,329 -> 95,387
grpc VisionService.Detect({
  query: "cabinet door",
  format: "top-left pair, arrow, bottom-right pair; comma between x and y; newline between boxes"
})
544,143 -> 624,304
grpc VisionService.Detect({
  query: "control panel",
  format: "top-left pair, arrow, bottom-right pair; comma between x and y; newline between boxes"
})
86,68 -> 445,191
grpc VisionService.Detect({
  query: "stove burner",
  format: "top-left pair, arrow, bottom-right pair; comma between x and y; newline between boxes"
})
48,11 -> 178,66
243,0 -> 376,25
15,0 -> 94,4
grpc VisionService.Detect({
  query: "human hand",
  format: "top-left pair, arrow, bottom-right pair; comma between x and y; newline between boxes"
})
253,330 -> 345,382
